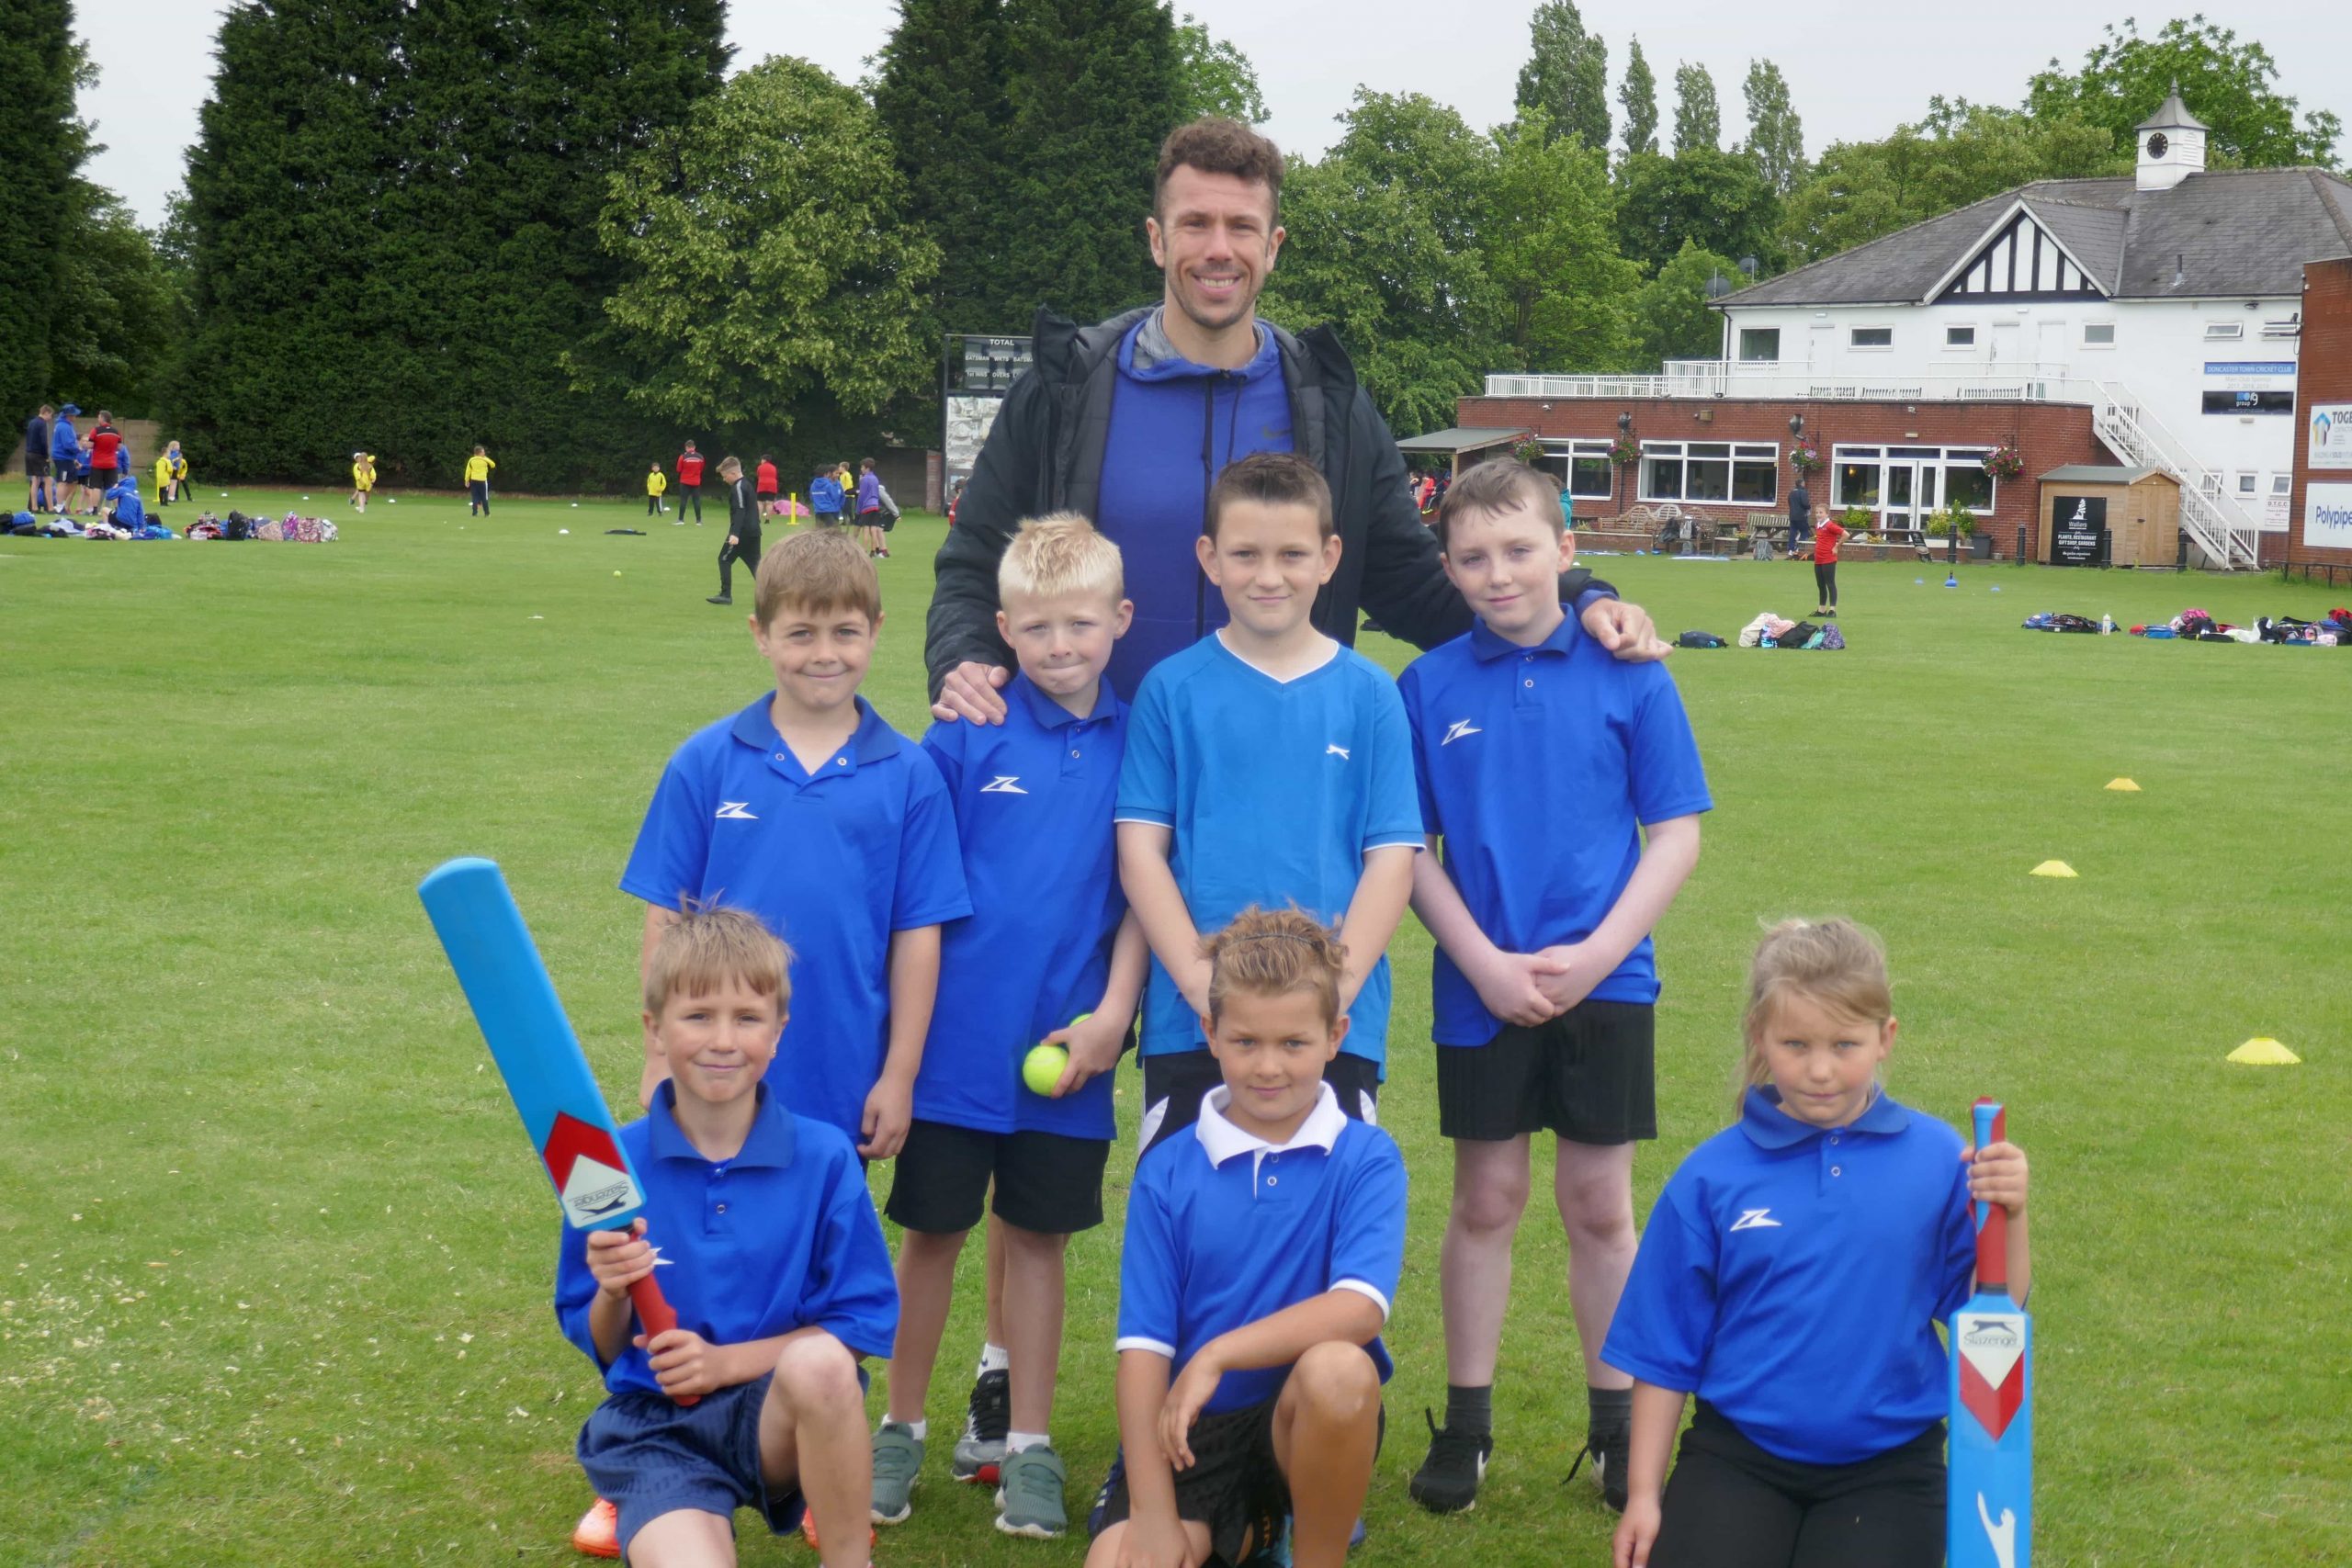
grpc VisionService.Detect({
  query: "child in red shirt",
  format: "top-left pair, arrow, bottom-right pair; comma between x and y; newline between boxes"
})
1812,515 -> 1848,617
755,454 -> 779,513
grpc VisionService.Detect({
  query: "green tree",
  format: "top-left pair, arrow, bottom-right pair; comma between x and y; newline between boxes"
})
1619,39 -> 1659,157
2027,16 -> 2340,170
1741,59 -> 1805,194
1672,62 -> 1720,153
874,0 -> 1023,334
1515,1 -> 1609,149
48,183 -> 180,416
1484,109 -> 1639,371
1616,148 -> 1779,275
998,0 -> 1182,326
0,0 -> 89,423
1627,238 -> 1743,368
1173,12 -> 1267,124
1778,99 -> 2122,267
582,58 -> 941,434
1261,93 -> 1504,434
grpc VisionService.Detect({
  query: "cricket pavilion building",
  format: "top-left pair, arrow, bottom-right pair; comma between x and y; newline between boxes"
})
1451,91 -> 2352,568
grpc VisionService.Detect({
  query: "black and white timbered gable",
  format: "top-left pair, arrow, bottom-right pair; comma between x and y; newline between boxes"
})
1930,201 -> 2112,304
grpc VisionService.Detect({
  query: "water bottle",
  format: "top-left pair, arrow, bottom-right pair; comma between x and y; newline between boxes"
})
2101,613 -> 2113,636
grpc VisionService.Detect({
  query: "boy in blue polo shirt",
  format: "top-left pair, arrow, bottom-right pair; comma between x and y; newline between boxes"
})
621,527 -> 971,1148
1116,452 -> 1421,1151
1089,905 -> 1403,1568
869,514 -> 1149,1539
556,907 -> 898,1568
1396,459 -> 1710,1518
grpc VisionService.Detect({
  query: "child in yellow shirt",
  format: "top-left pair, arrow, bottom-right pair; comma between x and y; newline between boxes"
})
647,462 -> 668,517
465,446 -> 495,516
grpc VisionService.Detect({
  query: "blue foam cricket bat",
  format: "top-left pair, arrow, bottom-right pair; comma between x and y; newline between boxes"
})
417,856 -> 691,1399
1950,1098 -> 2030,1568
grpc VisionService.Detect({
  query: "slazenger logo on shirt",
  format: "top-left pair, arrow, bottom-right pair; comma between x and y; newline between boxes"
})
1442,719 -> 1482,746
980,776 -> 1028,795
714,801 -> 759,820
1326,743 -> 1351,761
1729,1208 -> 1782,1232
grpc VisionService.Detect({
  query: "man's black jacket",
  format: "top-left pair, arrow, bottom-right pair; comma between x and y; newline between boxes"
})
925,306 -> 1607,694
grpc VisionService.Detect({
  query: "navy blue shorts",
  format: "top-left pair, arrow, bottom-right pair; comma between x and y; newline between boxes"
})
578,1374 -> 802,1560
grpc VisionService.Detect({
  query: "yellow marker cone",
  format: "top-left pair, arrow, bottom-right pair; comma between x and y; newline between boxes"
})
2226,1037 -> 2301,1066
2106,778 -> 2141,792
2029,860 -> 2077,878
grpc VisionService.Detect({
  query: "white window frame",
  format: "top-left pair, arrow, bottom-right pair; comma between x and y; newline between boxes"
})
1737,327 -> 1781,363
1943,324 -> 1978,349
2270,474 -> 2293,496
1830,444 -> 1997,522
1539,439 -> 1616,501
2234,471 -> 2259,496
2203,321 -> 2245,340
2260,317 -> 2301,339
2082,321 -> 2117,347
1638,441 -> 1780,506
1849,325 -> 1894,351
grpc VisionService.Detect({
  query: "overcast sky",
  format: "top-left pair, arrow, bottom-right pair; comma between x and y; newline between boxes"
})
84,0 -> 2346,229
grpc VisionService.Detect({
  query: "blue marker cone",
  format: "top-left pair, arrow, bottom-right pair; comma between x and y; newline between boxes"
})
1944,574 -> 1960,588
1916,577 -> 1925,584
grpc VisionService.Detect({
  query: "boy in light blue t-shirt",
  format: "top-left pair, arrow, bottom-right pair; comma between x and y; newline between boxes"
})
1115,452 -> 1422,1153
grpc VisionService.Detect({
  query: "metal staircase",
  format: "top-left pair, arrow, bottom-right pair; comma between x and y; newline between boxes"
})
2084,383 -> 2264,570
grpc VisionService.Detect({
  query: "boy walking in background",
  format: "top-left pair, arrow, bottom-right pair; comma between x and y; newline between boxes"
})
1396,460 -> 1710,1517
465,446 -> 496,515
710,457 -> 761,607
1116,452 -> 1422,1149
558,907 -> 898,1568
870,514 -> 1148,1540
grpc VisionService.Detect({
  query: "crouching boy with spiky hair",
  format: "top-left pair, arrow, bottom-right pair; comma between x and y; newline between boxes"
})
1087,906 -> 1405,1568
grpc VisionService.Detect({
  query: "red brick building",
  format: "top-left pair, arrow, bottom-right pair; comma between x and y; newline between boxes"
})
2288,257 -> 2352,578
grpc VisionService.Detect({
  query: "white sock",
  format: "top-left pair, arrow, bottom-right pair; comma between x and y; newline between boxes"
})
1007,1430 -> 1049,1454
890,1417 -> 927,1441
977,1343 -> 1010,1376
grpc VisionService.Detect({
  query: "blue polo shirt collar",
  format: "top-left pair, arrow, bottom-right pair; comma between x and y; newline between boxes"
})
645,1080 -> 798,1168
1468,608 -> 1577,663
1738,1084 -> 1910,1150
1013,670 -> 1117,731
1194,1082 -> 1347,1168
728,693 -> 902,768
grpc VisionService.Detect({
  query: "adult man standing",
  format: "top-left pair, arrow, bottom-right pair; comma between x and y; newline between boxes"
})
926,117 -> 1658,723
673,439 -> 707,525
24,403 -> 52,513
1787,476 -> 1813,555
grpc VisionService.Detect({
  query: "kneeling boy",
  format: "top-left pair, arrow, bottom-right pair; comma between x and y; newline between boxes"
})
1089,906 -> 1405,1568
557,908 -> 899,1568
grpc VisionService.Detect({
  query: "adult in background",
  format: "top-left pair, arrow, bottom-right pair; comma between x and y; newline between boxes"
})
1787,476 -> 1812,556
50,403 -> 84,516
85,411 -> 122,513
754,452 -> 778,516
926,116 -> 1660,725
673,440 -> 707,525
23,403 -> 52,513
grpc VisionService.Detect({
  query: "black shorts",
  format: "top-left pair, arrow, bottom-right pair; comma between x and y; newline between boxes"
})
1095,1397 -> 1288,1568
87,465 -> 117,490
1436,1000 -> 1656,1144
1139,1049 -> 1381,1153
25,455 -> 48,479
1651,1403 -> 1944,1568
885,1119 -> 1110,1235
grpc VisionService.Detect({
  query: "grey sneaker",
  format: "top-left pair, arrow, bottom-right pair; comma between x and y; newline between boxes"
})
994,1444 -> 1069,1539
870,1421 -> 922,1525
951,1368 -> 1011,1483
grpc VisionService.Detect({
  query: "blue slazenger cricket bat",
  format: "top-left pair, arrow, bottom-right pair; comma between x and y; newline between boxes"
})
1949,1098 -> 2029,1568
417,856 -> 693,1402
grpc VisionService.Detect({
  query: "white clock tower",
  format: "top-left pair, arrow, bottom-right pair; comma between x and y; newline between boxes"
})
2136,84 -> 2209,193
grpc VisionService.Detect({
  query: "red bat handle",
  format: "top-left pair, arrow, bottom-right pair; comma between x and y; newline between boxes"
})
627,1268 -> 700,1407
1973,1098 -> 2008,1294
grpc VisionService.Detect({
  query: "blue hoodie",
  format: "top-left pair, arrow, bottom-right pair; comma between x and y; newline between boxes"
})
50,414 -> 78,467
1093,311 -> 1294,700
106,478 -> 144,528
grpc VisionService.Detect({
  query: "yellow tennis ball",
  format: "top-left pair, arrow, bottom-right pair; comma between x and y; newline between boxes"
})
1022,1043 -> 1068,1097
613,570 -> 623,577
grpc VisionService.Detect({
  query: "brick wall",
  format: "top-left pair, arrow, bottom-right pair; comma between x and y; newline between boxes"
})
1457,393 -> 2109,561
2289,258 -> 2352,569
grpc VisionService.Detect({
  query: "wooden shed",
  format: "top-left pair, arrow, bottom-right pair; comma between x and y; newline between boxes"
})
2035,466 -> 2180,568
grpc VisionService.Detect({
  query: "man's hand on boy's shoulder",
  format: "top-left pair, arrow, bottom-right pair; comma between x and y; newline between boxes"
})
1582,598 -> 1670,662
932,660 -> 1012,725
585,1222 -> 658,1298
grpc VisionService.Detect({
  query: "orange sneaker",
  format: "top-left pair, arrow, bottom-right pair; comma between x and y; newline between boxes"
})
571,1497 -> 620,1559
798,1511 -> 876,1553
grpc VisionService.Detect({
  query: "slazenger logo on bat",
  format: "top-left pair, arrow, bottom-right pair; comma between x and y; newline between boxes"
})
560,1154 -> 642,1224
1962,1320 -> 2020,1351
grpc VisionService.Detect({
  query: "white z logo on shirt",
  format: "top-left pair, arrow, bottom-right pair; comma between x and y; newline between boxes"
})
1729,1208 -> 1782,1232
715,801 -> 759,820
1442,719 -> 1483,746
980,775 -> 1028,795
1326,743 -> 1351,760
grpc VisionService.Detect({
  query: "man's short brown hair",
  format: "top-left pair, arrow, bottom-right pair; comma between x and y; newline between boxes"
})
1433,458 -> 1564,553
1156,117 -> 1284,220
753,528 -> 882,626
1205,451 -> 1333,542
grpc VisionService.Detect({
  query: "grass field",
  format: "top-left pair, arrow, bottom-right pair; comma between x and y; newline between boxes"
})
5,490 -> 2347,1566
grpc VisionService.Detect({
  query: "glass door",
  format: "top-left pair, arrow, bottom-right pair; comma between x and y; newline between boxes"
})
1883,465 -> 1914,534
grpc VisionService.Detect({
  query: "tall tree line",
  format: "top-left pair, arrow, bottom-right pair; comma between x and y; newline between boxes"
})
0,1 -> 87,432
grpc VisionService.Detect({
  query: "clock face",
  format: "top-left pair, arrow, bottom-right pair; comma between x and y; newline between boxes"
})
2146,131 -> 2169,159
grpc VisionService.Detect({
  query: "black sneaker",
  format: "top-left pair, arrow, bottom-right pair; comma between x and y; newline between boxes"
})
706,594 -> 732,604
1567,1422 -> 1630,1513
950,1368 -> 1011,1483
1408,1408 -> 1491,1515
1084,1446 -> 1125,1538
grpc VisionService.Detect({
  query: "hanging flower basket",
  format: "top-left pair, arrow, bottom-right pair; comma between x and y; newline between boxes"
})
1513,437 -> 1547,465
1608,432 -> 1641,468
1788,439 -> 1824,475
1982,443 -> 2025,481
